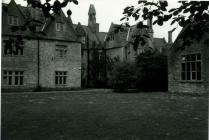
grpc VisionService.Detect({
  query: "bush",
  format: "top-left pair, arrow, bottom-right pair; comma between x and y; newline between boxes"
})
109,49 -> 168,92
109,61 -> 137,92
136,50 -> 168,91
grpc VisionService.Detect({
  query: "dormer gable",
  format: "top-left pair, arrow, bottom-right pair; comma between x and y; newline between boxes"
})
42,9 -> 78,42
2,0 -> 27,35
5,0 -> 25,26
75,22 -> 86,37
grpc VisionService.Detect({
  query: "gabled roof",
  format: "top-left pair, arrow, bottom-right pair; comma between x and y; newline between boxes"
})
42,9 -> 78,41
75,22 -> 86,37
105,23 -> 129,47
153,38 -> 167,49
2,1 -> 28,36
2,0 -> 78,42
97,32 -> 107,43
106,22 -> 167,49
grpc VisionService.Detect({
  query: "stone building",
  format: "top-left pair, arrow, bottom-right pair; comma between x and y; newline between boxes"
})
168,26 -> 209,94
105,20 -> 167,62
1,0 -> 82,91
73,4 -> 107,87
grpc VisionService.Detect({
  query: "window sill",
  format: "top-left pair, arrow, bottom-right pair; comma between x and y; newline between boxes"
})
3,55 -> 24,57
55,85 -> 67,87
179,80 -> 204,83
3,85 -> 24,87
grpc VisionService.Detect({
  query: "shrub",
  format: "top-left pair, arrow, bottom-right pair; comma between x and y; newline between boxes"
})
136,49 -> 168,91
109,61 -> 137,92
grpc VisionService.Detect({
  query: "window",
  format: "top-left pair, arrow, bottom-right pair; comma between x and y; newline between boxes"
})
55,46 -> 67,58
3,39 -> 23,56
3,71 -> 24,86
181,53 -> 201,81
110,34 -> 114,40
8,16 -> 19,26
98,51 -> 103,60
55,71 -> 67,85
56,22 -> 64,31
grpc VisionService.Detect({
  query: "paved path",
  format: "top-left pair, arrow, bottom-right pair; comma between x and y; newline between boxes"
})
1,89 -> 112,95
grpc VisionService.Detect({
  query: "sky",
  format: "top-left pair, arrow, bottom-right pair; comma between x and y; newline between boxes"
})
2,0 -> 183,42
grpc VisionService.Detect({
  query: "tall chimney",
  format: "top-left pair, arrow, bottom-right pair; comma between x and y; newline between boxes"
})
147,18 -> 153,29
168,28 -> 176,44
147,18 -> 153,39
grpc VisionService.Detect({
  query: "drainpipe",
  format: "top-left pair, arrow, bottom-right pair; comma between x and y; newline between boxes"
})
37,37 -> 41,90
168,28 -> 176,44
87,35 -> 90,87
104,42 -> 107,87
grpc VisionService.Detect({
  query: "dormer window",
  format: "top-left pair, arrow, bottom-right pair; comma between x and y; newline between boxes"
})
8,16 -> 19,26
56,22 -> 64,31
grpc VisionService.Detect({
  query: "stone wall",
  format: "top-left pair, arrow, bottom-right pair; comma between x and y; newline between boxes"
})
168,34 -> 209,94
1,37 -> 38,90
39,40 -> 81,89
1,38 -> 82,91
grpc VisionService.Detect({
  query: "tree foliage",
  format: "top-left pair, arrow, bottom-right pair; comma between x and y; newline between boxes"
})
109,49 -> 168,92
135,49 -> 168,91
120,0 -> 209,48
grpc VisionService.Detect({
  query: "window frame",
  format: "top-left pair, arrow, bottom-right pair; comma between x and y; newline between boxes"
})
181,53 -> 202,81
55,71 -> 67,86
3,71 -> 24,86
3,39 -> 24,57
8,15 -> 19,26
55,45 -> 67,59
56,22 -> 64,32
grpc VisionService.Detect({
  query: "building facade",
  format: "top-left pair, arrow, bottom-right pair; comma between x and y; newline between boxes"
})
168,27 -> 209,94
105,20 -> 167,62
2,0 -> 82,91
74,4 -> 107,87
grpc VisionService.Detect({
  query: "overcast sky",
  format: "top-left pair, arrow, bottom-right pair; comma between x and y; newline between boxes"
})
2,0 -> 183,41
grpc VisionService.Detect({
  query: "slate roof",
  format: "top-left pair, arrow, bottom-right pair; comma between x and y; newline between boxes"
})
153,38 -> 167,49
97,32 -> 107,43
2,0 -> 78,42
106,23 -> 167,49
106,23 -> 129,46
74,23 -> 107,46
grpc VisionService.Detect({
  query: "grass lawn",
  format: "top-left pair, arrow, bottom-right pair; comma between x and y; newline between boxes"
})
1,91 -> 208,140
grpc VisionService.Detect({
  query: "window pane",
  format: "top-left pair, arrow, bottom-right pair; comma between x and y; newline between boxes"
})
197,72 -> 201,80
182,63 -> 186,71
20,76 -> 23,85
191,54 -> 196,61
197,54 -> 201,60
63,77 -> 66,84
186,63 -> 191,71
187,72 -> 191,80
197,62 -> 201,71
8,76 -> 12,85
191,62 -> 196,71
186,55 -> 191,61
15,76 -> 19,85
192,72 -> 196,80
59,76 -> 62,85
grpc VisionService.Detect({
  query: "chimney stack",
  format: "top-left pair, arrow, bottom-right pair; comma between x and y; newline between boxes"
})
147,18 -> 153,39
168,28 -> 176,44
